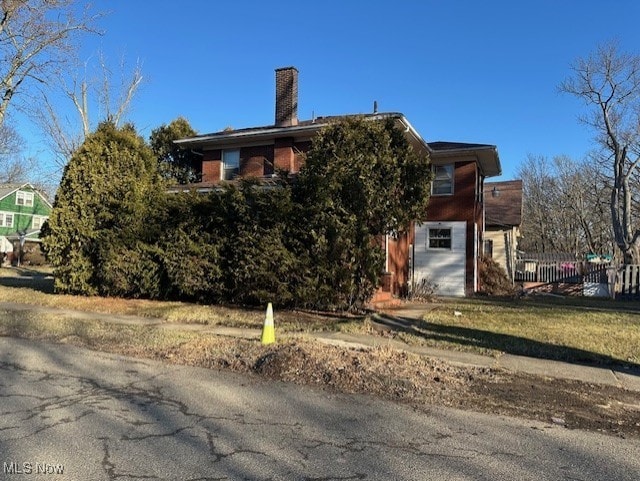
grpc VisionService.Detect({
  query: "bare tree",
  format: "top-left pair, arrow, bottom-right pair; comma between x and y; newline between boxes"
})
560,42 -> 640,263
34,53 -> 144,168
0,0 -> 100,130
518,154 -> 612,257
0,121 -> 34,183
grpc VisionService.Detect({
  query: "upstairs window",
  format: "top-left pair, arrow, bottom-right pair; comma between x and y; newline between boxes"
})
428,228 -> 452,249
222,149 -> 240,180
32,215 -> 48,230
16,190 -> 34,207
432,164 -> 454,195
0,212 -> 13,228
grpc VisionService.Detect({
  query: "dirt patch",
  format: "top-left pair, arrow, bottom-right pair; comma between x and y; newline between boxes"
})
76,334 -> 640,439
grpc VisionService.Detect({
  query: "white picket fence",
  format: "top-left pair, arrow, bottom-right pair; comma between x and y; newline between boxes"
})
515,260 -> 640,299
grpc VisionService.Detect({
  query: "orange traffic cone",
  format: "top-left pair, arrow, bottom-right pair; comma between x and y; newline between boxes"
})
261,303 -> 275,345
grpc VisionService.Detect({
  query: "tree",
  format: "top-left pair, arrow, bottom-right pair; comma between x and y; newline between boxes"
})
518,154 -> 612,256
150,117 -> 200,184
293,117 -> 432,309
0,0 -> 99,130
560,42 -> 640,263
34,53 -> 144,169
0,122 -> 30,182
41,122 -> 163,295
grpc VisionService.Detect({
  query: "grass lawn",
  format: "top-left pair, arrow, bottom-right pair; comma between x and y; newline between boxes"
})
0,267 -> 638,366
392,297 -> 640,366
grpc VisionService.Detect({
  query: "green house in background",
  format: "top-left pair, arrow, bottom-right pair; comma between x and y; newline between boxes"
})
0,183 -> 52,265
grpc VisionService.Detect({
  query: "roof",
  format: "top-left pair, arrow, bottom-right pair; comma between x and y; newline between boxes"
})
5,229 -> 42,241
428,141 -> 501,177
175,112 -> 433,153
175,113 -> 502,177
0,183 -> 52,207
485,180 -> 523,227
0,183 -> 28,201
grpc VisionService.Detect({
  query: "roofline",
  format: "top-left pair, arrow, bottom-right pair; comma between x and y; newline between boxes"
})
0,182 -> 29,203
429,144 -> 502,178
173,112 -> 431,153
174,123 -> 324,148
0,183 -> 51,207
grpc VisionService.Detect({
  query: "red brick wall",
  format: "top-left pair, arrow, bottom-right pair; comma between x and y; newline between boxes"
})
426,161 -> 480,294
387,224 -> 414,296
274,138 -> 295,172
294,140 -> 311,172
240,145 -> 274,178
202,149 -> 222,182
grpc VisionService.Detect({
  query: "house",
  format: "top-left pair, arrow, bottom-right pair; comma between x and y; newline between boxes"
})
414,142 -> 501,296
174,67 -> 501,299
484,180 -> 523,281
0,183 -> 52,265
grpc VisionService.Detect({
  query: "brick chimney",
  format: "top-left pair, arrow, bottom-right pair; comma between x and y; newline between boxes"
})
275,67 -> 298,127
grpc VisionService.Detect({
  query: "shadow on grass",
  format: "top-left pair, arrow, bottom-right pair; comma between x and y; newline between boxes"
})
0,267 -> 54,294
374,313 -> 640,376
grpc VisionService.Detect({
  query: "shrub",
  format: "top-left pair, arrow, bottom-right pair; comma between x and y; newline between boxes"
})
479,256 -> 516,296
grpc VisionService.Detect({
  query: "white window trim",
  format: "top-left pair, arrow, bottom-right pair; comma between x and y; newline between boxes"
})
431,164 -> 454,196
32,215 -> 48,230
222,149 -> 240,180
16,190 -> 34,207
0,211 -> 14,228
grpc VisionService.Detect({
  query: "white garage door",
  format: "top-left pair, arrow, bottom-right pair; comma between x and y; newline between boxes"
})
413,221 -> 466,297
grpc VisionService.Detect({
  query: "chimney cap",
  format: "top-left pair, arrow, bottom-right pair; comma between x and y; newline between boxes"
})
275,66 -> 298,72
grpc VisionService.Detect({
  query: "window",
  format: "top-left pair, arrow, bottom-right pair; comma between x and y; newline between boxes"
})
484,239 -> 493,257
428,228 -> 452,249
432,164 -> 454,195
222,149 -> 240,180
16,190 -> 34,207
0,212 -> 13,228
32,215 -> 48,230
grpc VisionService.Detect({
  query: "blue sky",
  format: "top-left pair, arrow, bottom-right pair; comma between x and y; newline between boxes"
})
27,1 -> 640,182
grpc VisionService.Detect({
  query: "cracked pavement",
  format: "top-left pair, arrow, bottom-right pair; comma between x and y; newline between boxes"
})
0,338 -> 639,480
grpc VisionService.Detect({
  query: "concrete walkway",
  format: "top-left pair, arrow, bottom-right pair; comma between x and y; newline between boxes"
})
2,301 -> 639,392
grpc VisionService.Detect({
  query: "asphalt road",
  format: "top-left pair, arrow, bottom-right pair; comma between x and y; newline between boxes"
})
0,338 -> 638,481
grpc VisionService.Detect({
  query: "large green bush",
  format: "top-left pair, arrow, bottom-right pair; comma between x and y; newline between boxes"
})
293,117 -> 432,309
42,122 -> 163,295
43,117 -> 432,311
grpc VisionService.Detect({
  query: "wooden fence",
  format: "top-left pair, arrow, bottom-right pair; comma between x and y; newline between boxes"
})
515,260 -> 640,298
617,264 -> 640,298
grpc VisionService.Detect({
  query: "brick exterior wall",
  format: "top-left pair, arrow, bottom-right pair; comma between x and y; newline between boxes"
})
239,145 -> 274,178
426,160 -> 480,294
274,138 -> 295,172
202,149 -> 222,182
387,224 -> 414,297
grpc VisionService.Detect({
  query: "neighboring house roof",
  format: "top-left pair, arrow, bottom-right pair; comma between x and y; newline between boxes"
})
6,229 -> 42,241
0,182 -> 52,208
0,183 -> 28,201
485,179 -> 523,227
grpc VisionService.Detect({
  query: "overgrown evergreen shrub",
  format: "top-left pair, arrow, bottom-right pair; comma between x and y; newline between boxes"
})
43,117 -> 432,311
96,242 -> 164,299
42,122 -> 163,295
210,180 -> 300,306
